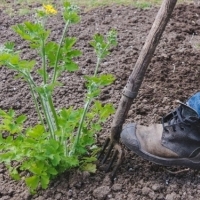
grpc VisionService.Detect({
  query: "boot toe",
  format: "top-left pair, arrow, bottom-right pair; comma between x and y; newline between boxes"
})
121,123 -> 140,151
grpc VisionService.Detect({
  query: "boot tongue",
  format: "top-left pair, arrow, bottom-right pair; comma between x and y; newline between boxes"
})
186,91 -> 200,118
181,103 -> 199,118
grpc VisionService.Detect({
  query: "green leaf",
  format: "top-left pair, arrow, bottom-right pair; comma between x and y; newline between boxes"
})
37,68 -> 44,78
0,134 -> 4,146
59,107 -> 72,119
80,163 -> 96,173
107,29 -> 117,46
68,12 -> 80,24
10,168 -> 20,181
85,74 -> 115,87
98,74 -> 115,86
47,167 -> 58,175
13,24 -> 31,41
90,34 -> 105,48
36,10 -> 46,18
99,106 -> 115,121
0,151 -> 14,163
29,161 -> 44,175
63,37 -> 77,50
49,139 -> 59,150
4,42 -> 15,52
81,156 -> 97,162
8,123 -> 18,133
9,54 -> 19,65
18,60 -> 36,71
0,109 -> 10,118
90,30 -> 117,59
90,101 -> 115,122
87,87 -> 100,99
25,175 -> 39,192
62,156 -> 79,168
51,154 -> 61,166
8,109 -> 15,118
64,61 -> 78,72
63,8 -> 80,24
40,174 -> 50,189
13,22 -> 50,48
67,49 -> 82,58
26,125 -> 45,139
81,133 -> 94,146
29,42 -> 40,49
16,114 -> 27,124
0,53 -> 11,64
91,123 -> 101,131
45,41 -> 59,66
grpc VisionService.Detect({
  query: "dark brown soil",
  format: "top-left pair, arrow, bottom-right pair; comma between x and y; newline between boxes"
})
1,2 -> 200,200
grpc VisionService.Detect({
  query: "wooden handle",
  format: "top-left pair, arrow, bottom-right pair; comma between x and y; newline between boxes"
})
111,0 -> 177,140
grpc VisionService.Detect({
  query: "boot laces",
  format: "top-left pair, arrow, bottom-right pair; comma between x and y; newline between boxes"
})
162,106 -> 197,132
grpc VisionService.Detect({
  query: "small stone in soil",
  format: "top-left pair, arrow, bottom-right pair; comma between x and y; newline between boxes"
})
111,183 -> 122,192
93,186 -> 110,200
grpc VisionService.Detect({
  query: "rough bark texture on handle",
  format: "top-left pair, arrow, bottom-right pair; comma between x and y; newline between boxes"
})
111,0 -> 177,141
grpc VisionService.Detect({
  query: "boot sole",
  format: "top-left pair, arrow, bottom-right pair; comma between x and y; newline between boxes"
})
124,142 -> 200,169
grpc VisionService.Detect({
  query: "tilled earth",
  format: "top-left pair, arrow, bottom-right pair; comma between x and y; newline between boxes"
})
1,2 -> 200,200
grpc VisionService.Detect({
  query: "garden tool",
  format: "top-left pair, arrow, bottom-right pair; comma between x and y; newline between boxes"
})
98,0 -> 178,179
121,92 -> 200,169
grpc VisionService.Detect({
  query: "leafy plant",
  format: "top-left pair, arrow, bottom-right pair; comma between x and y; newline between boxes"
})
0,2 -> 117,193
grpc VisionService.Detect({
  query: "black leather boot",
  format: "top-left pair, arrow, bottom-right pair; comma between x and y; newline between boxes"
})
121,92 -> 200,168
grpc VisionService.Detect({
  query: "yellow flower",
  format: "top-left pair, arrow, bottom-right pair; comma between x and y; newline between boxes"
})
43,4 -> 57,15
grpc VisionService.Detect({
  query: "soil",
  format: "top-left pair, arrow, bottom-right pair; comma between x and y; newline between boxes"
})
1,1 -> 200,200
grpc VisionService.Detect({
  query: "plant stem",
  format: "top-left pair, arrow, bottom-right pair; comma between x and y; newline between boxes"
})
94,57 -> 100,76
24,73 -> 46,128
72,100 -> 91,154
94,43 -> 109,76
41,37 -> 47,84
52,20 -> 69,83
47,96 -> 59,130
41,98 -> 55,139
26,78 -> 45,126
26,74 -> 55,138
24,71 -> 55,138
28,82 -> 55,139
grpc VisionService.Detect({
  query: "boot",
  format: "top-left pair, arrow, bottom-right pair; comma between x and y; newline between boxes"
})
120,92 -> 200,168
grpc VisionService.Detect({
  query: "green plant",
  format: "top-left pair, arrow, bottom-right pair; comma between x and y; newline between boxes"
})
0,2 -> 117,193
